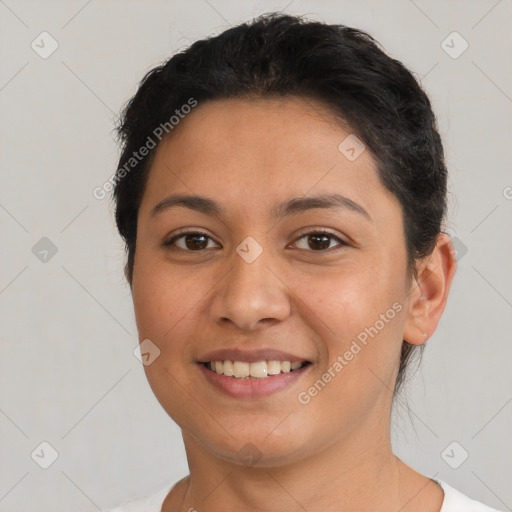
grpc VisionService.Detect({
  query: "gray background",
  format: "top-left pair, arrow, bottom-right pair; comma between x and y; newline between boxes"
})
0,0 -> 510,510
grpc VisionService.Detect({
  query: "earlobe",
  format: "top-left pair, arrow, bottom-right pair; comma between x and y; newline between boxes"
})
403,233 -> 457,345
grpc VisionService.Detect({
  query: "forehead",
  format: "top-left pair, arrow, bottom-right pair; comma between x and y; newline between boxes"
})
139,96 -> 398,224
156,96 -> 362,167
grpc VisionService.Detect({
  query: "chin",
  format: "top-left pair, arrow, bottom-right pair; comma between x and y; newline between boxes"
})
211,437 -> 309,468
191,416 -> 315,468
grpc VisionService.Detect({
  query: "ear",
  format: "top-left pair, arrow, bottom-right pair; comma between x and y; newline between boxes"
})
403,233 -> 457,345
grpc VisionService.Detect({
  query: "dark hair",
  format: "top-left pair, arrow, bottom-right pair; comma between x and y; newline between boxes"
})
112,12 -> 447,393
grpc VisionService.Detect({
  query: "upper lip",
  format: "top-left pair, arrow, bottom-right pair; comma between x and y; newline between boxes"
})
198,348 -> 311,364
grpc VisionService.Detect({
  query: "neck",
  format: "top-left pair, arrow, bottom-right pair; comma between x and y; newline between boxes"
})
172,420 -> 410,512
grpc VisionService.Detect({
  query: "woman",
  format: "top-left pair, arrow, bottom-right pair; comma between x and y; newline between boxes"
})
109,13 -> 500,512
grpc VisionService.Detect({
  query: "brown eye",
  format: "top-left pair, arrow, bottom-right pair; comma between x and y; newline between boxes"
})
294,230 -> 345,251
182,234 -> 209,250
307,233 -> 331,250
165,232 -> 219,251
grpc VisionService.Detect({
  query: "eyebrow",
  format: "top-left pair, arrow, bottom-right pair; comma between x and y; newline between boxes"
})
151,193 -> 371,222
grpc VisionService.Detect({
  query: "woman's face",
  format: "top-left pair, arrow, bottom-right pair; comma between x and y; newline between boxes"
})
131,97 -> 418,466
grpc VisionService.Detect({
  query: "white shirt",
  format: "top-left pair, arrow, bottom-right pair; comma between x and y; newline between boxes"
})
108,479 -> 503,511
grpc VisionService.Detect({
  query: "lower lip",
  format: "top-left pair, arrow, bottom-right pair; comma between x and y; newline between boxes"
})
198,363 -> 311,399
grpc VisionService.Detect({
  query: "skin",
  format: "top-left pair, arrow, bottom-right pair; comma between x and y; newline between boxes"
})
129,97 -> 456,512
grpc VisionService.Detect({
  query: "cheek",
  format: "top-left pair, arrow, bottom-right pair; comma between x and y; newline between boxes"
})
296,260 -> 407,385
131,252 -> 223,412
292,273 -> 406,432
131,252 -> 206,342
131,257 -> 209,421
300,260 -> 404,333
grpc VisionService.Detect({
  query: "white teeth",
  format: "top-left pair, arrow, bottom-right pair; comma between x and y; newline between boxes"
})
267,360 -> 281,375
223,360 -> 234,376
250,361 -> 267,378
207,360 -> 307,379
233,361 -> 250,378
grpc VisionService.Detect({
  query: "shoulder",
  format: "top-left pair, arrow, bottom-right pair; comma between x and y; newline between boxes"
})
107,481 -> 177,512
438,480 -> 504,512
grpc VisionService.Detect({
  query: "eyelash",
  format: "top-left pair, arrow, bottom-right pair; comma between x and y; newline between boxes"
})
163,229 -> 347,253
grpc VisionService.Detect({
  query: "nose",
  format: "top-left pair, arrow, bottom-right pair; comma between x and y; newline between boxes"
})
210,247 -> 291,331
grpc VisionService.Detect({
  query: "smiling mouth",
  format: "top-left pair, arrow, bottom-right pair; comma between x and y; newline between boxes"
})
203,360 -> 310,379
